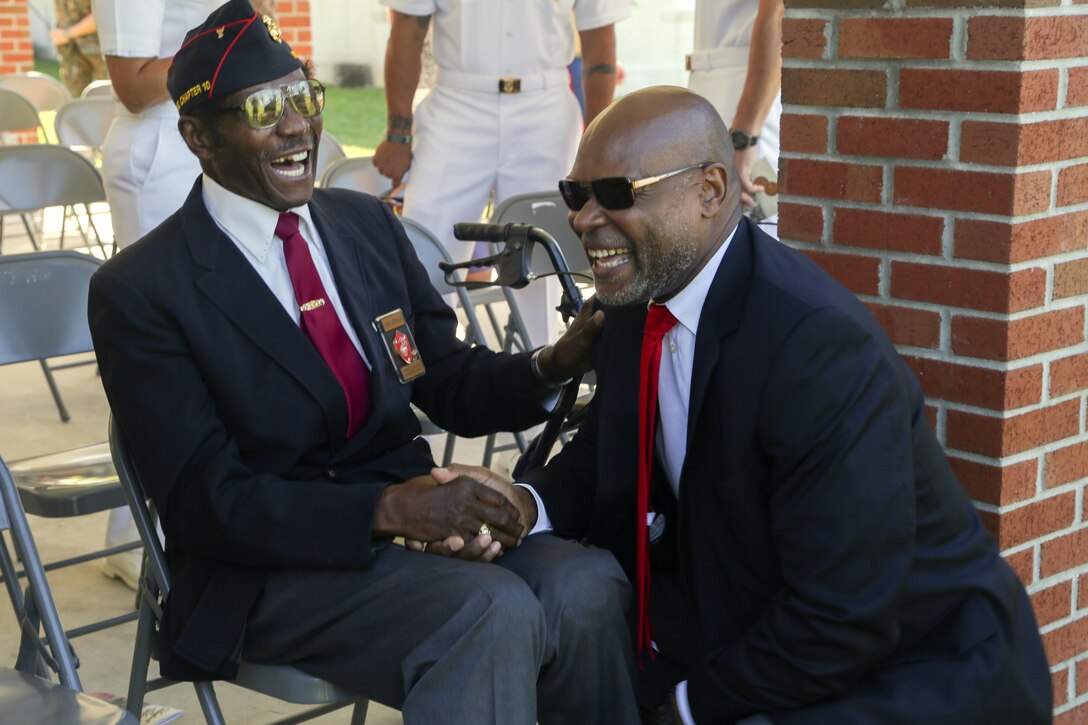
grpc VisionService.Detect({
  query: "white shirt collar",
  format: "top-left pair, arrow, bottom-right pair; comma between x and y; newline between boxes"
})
657,225 -> 737,335
201,173 -> 317,262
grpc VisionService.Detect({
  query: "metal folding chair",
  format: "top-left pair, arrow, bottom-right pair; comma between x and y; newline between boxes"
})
489,191 -> 592,281
0,145 -> 111,256
313,131 -> 347,187
399,216 -> 529,466
53,98 -> 117,164
0,250 -> 139,637
0,87 -> 49,141
320,156 -> 393,196
0,72 -> 71,113
109,417 -> 370,725
0,455 -> 139,725
80,80 -> 115,100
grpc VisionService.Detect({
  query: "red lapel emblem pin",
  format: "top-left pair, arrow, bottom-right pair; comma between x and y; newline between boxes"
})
393,330 -> 414,364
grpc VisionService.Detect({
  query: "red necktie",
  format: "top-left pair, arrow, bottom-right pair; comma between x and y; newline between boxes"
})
636,303 -> 678,666
275,212 -> 372,437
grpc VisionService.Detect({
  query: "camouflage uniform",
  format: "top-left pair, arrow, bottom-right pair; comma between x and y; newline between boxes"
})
53,0 -> 107,96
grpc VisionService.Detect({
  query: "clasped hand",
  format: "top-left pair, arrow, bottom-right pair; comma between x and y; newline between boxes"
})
376,465 -> 533,563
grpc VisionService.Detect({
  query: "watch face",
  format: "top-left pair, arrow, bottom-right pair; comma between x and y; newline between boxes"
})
731,129 -> 751,150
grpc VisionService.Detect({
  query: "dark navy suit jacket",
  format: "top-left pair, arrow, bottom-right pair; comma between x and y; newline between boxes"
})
523,218 -> 1051,723
89,180 -> 548,681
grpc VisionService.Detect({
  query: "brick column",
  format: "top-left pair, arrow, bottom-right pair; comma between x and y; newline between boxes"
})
0,0 -> 32,75
780,2 -> 1088,721
274,1 -> 312,60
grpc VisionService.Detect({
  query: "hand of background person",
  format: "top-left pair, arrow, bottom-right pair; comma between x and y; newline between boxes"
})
537,301 -> 605,384
373,140 -> 412,188
50,27 -> 72,46
375,472 -> 523,551
734,146 -> 764,209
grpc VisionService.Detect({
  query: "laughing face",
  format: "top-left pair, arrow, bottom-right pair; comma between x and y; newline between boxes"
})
195,69 -> 322,211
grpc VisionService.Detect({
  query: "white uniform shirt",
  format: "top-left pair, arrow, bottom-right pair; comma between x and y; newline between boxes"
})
380,0 -> 630,75
201,174 -> 370,365
693,0 -> 760,52
94,0 -> 212,59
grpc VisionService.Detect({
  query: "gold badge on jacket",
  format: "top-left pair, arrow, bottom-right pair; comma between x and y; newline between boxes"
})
373,309 -> 425,383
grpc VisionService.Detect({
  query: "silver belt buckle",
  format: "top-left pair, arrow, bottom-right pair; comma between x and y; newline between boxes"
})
498,77 -> 522,94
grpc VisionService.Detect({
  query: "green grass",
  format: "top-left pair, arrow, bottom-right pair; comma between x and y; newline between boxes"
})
37,57 -> 385,156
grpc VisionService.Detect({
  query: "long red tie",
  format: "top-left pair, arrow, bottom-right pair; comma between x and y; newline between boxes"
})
636,303 -> 678,666
275,212 -> 372,437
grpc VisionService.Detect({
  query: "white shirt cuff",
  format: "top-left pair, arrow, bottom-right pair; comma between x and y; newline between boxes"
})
675,680 -> 696,725
513,484 -> 553,535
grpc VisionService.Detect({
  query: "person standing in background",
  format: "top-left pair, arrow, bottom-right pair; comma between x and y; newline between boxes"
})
373,0 -> 629,348
91,0 -> 221,590
50,0 -> 107,97
688,0 -> 782,224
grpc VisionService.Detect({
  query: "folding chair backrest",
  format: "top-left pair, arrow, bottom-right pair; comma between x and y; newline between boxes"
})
0,73 -> 71,113
0,88 -> 47,138
0,145 -> 107,214
53,98 -> 117,151
80,80 -> 115,100
321,156 -> 392,197
490,191 -> 590,277
0,251 -> 100,365
0,456 -> 82,689
399,216 -> 487,346
314,132 -> 347,187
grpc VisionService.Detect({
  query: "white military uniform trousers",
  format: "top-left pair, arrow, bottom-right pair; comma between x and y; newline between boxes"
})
101,103 -> 202,250
403,82 -> 583,348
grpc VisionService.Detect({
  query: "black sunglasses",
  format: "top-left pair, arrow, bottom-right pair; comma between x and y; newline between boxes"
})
558,162 -> 709,211
216,78 -> 325,129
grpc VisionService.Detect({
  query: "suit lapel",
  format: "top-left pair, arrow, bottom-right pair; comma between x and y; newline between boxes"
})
685,218 -> 756,454
181,180 -> 348,444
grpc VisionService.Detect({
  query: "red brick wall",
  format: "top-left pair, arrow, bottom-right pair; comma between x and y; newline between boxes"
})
0,0 -> 31,75
781,2 -> 1088,721
275,1 -> 312,60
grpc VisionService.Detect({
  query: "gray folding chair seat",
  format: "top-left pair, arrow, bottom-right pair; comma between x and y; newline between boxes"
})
320,155 -> 393,197
109,417 -> 369,725
313,131 -> 347,187
0,145 -> 111,257
0,72 -> 72,113
80,80 -> 115,100
0,87 -> 49,140
54,98 -> 118,163
0,668 -> 137,725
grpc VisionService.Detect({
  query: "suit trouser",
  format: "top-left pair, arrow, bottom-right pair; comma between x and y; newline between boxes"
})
242,533 -> 640,725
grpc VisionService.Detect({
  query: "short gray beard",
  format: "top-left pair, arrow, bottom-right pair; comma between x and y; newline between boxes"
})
595,206 -> 701,306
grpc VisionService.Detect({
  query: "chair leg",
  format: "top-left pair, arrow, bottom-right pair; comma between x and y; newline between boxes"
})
124,593 -> 156,716
38,360 -> 71,423
194,681 -> 227,725
441,432 -> 457,467
349,700 -> 370,725
19,213 -> 39,251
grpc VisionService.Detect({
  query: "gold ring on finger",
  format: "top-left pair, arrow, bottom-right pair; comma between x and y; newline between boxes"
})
478,523 -> 492,538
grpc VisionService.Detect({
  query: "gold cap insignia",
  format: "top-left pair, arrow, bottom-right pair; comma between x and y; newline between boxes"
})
262,14 -> 283,43
215,26 -> 225,39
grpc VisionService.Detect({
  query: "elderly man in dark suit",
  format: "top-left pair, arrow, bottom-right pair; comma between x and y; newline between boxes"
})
447,86 -> 1053,724
87,2 -> 639,723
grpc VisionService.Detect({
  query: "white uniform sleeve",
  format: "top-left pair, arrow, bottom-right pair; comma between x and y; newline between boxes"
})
92,0 -> 168,57
380,0 -> 438,17
573,0 -> 631,32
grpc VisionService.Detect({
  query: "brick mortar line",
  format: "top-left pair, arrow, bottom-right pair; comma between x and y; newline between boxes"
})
787,7 -> 1088,20
781,105 -> 1088,124
783,57 -> 1088,72
778,194 -> 1088,226
990,487 -> 1087,517
780,150 -> 1088,173
1039,605 -> 1088,637
1031,569 -> 1084,595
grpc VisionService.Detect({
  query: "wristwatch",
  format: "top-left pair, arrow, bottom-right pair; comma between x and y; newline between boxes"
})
730,128 -> 759,150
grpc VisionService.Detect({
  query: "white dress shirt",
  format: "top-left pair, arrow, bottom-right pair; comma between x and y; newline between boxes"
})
201,174 -> 370,366
522,227 -> 736,725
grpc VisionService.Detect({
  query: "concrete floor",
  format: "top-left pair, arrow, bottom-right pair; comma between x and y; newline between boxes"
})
0,214 -> 526,724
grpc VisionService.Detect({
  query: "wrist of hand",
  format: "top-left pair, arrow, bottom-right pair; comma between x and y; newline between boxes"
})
385,132 -> 412,145
531,346 -> 573,389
